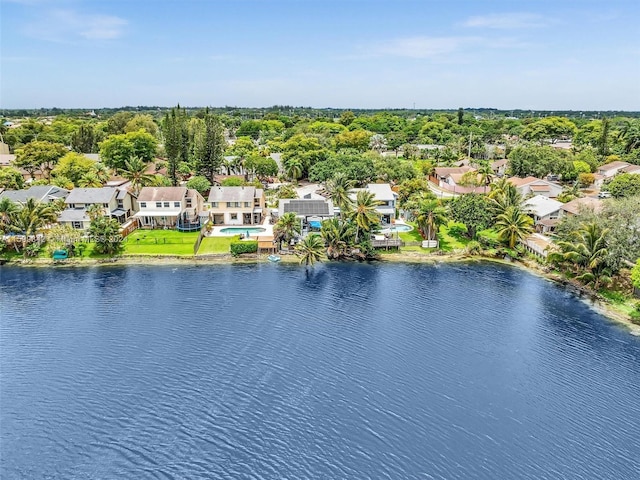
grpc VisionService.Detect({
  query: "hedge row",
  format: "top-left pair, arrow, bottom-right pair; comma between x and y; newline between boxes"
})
230,240 -> 258,256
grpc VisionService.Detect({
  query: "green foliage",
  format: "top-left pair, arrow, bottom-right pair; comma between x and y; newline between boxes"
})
193,109 -> 225,182
99,130 -> 157,170
521,116 -> 577,143
604,174 -> 640,198
632,260 -> 640,289
507,145 -> 566,178
230,239 -> 258,256
124,114 -> 158,137
186,175 -> 212,194
52,152 -> 96,185
89,217 -> 123,255
14,140 -> 68,180
0,167 -> 25,190
296,234 -> 325,266
449,194 -> 492,239
221,177 -> 244,186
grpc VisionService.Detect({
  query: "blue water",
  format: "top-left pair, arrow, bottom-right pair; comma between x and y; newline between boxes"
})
2,262 -> 640,479
219,227 -> 266,235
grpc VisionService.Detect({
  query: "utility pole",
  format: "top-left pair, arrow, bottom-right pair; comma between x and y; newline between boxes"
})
468,132 -> 472,159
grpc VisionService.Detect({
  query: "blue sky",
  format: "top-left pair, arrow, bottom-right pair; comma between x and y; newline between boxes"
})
1,0 -> 639,110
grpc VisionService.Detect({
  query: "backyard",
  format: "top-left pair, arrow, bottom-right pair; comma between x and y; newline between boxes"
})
122,230 -> 200,256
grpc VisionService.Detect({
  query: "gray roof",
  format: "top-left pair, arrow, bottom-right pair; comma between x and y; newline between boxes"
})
65,187 -> 116,205
0,186 -> 69,203
208,186 -> 258,203
281,199 -> 332,216
58,209 -> 89,222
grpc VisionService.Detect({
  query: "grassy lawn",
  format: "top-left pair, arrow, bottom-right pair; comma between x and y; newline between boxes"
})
600,289 -> 640,317
197,236 -> 235,255
437,223 -> 470,252
122,230 -> 199,256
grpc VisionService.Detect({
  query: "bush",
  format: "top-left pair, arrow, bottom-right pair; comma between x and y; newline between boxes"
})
465,241 -> 482,256
447,221 -> 467,238
477,230 -> 500,249
230,240 -> 258,256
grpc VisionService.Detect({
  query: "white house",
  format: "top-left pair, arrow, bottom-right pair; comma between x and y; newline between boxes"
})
350,183 -> 398,224
597,161 -> 631,178
205,186 -> 266,225
135,187 -> 204,229
523,195 -> 563,233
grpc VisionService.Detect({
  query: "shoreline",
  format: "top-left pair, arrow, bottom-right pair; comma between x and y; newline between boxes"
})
3,251 -> 639,335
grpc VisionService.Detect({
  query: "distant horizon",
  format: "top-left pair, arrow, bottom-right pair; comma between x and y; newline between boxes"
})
2,105 -> 639,115
2,0 -> 638,111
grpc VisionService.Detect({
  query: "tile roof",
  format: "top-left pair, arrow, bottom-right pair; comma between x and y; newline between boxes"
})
560,197 -> 603,215
138,187 -> 187,202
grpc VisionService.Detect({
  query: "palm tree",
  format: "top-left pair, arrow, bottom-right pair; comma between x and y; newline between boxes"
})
617,119 -> 640,153
78,171 -> 103,188
284,159 -> 303,185
10,198 -> 57,249
273,212 -> 301,250
550,221 -> 611,288
349,190 -> 381,243
92,163 -> 112,184
86,203 -> 105,222
325,173 -> 354,219
321,217 -> 355,259
494,206 -> 534,249
296,234 -> 325,268
119,156 -> 154,195
0,197 -> 18,233
489,180 -> 521,217
415,199 -> 447,242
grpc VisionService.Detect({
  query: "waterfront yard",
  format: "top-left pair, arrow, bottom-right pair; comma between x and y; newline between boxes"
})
122,230 -> 199,256
197,236 -> 235,255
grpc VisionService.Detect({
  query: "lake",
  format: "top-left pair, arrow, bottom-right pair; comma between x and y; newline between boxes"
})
1,262 -> 640,479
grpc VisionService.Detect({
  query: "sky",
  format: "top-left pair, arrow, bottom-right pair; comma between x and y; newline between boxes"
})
1,0 -> 639,110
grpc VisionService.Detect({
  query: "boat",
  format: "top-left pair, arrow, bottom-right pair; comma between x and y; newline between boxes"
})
267,254 -> 281,263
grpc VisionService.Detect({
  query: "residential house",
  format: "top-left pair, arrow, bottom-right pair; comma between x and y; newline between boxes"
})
508,176 -> 563,199
205,186 -> 266,225
278,198 -> 335,229
349,183 -> 398,224
135,187 -> 204,230
560,197 -> 603,217
0,185 -> 69,204
621,164 -> 640,175
491,159 -> 508,177
58,187 -> 135,230
596,161 -> 631,178
431,166 -> 476,188
523,195 -> 563,233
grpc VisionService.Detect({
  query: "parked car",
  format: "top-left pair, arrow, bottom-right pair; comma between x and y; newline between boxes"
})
598,191 -> 612,198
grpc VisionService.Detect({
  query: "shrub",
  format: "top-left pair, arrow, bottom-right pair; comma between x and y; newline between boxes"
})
447,221 -> 467,238
465,241 -> 482,256
230,240 -> 258,256
477,231 -> 500,249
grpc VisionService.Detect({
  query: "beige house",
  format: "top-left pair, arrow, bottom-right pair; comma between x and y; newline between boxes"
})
135,187 -> 204,229
206,186 -> 265,225
58,187 -> 135,230
508,176 -> 563,199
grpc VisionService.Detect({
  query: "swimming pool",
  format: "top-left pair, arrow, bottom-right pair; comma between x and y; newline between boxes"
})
381,224 -> 413,233
218,227 -> 267,236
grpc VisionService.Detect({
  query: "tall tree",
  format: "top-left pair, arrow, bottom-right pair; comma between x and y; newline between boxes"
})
325,172 -> 354,219
14,141 -> 67,180
119,156 -> 154,195
273,212 -> 301,249
9,198 -> 57,249
0,197 -> 18,233
349,190 -> 381,242
598,116 -> 610,158
415,199 -> 447,241
71,124 -> 97,153
162,107 -> 189,186
194,109 -> 225,183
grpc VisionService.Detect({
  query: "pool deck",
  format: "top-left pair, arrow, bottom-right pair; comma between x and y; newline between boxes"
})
206,215 -> 275,238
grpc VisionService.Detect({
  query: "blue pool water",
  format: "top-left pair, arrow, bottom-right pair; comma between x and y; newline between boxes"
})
219,227 -> 266,235
2,262 -> 640,479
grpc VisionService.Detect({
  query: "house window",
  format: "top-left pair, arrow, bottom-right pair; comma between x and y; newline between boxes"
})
103,203 -> 109,208
186,198 -> 192,208
244,202 -> 251,207
117,200 -> 124,208
228,202 -> 240,208
72,221 -> 82,229
156,202 -> 162,208
230,213 -> 238,220
140,202 -> 147,208
174,202 -> 180,208
210,202 -> 218,208
164,202 -> 170,208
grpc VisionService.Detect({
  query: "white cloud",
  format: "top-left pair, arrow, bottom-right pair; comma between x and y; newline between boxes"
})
375,36 -> 480,59
23,9 -> 127,42
463,13 -> 550,29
